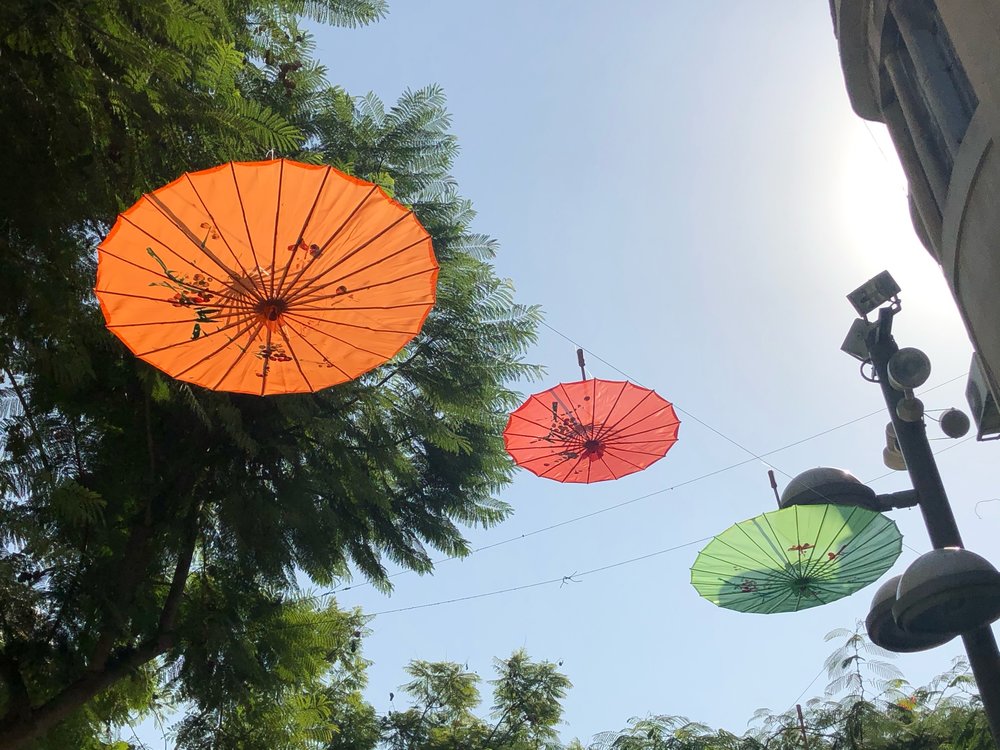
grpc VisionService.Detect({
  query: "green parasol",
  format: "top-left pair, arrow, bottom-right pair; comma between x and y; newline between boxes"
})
691,504 -> 902,614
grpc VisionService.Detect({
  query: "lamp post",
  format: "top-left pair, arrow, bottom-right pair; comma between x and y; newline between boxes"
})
796,271 -> 1000,744
862,302 -> 1000,745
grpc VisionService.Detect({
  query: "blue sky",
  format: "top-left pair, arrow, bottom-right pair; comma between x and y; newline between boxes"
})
303,2 -> 1000,744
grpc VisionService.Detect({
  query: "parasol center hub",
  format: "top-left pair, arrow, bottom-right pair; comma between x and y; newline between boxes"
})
791,576 -> 816,594
582,438 -> 605,460
255,298 -> 289,324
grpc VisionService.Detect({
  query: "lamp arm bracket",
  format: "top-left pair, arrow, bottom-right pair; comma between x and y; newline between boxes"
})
876,489 -> 921,511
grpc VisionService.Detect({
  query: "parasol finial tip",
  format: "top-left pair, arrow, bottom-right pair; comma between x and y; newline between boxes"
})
767,469 -> 780,506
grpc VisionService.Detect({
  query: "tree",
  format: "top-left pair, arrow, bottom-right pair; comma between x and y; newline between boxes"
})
588,715 -> 719,750
0,2 -> 540,747
158,597 -> 377,750
588,714 -> 770,750
379,650 -> 571,750
747,626 -> 993,750
587,626 -> 994,750
0,0 -> 386,240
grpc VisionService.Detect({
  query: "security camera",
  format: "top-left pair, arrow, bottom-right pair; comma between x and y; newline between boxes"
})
847,271 -> 901,317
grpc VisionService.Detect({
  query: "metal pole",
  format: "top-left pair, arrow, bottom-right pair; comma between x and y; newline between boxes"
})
867,309 -> 962,548
964,628 -> 1000,742
866,307 -> 1000,745
796,704 -> 810,748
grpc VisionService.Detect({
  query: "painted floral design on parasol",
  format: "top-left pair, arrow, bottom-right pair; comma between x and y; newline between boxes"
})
503,350 -> 680,483
96,159 -> 438,395
690,504 -> 902,614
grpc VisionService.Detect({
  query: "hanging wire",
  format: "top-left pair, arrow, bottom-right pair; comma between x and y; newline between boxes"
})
283,427 -> 975,632
322,323 -> 975,614
539,320 -> 967,493
362,537 -> 710,617
787,664 -> 829,711
543,322 -> 777,468
327,364 -> 968,596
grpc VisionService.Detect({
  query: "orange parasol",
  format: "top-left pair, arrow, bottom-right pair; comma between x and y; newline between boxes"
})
96,159 -> 437,395
503,351 -> 680,483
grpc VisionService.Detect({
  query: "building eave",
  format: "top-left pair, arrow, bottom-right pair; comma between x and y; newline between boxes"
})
831,0 -> 883,121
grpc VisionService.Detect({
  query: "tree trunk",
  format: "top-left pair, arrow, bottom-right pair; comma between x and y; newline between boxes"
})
0,637 -> 171,750
0,501 -> 201,749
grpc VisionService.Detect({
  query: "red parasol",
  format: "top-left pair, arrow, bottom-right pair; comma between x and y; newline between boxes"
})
503,350 -> 680,483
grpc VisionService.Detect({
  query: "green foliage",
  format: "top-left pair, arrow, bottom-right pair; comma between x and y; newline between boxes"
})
3,0 -> 263,237
380,650 -> 571,750
747,629 -> 993,750
489,649 -> 572,748
822,625 -> 904,702
586,628 -> 994,750
589,716 -> 718,750
170,598 -> 375,750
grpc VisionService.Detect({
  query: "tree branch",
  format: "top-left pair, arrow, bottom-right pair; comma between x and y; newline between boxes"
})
157,498 -> 202,637
86,520 -> 156,672
0,635 -> 173,750
484,701 -> 522,748
0,653 -> 32,724
88,459 -> 203,671
0,500 -> 203,749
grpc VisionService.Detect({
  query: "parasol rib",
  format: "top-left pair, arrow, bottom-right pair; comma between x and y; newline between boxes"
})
761,512 -> 799,570
206,321 -> 265,391
697,542 -> 795,582
283,211 -> 416,306
519,450 -> 585,481
271,164 -> 333,300
275,184 -> 381,302
506,407 -> 579,436
740,519 -> 797,571
96,288 -> 256,315
281,317 -> 396,360
593,421 -> 681,442
289,301 -> 433,314
550,453 -> 588,482
592,387 -> 658,444
603,445 -> 675,461
229,161 -> 271,293
586,381 -> 630,442
144,193 -> 247,285
597,405 -> 680,442
114,217 -> 255,307
133,313 -> 257,358
291,267 -> 437,309
281,319 -> 353,380
266,159 -> 286,298
184,172 -> 260,289
799,505 -> 858,581
297,236 -> 428,295
282,310 -> 418,336
276,324 -> 314,392
171,317 -> 264,378
258,326 -> 274,395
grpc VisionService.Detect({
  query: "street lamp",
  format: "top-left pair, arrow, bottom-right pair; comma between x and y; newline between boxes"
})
784,271 -> 1000,745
